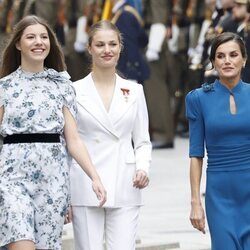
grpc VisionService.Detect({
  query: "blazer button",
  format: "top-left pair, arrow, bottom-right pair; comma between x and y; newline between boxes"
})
95,139 -> 100,143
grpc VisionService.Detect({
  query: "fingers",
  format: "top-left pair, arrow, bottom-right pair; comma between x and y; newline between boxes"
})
133,170 -> 149,189
190,216 -> 206,234
94,185 -> 107,207
92,179 -> 107,207
190,203 -> 206,234
98,188 -> 107,207
64,207 -> 73,224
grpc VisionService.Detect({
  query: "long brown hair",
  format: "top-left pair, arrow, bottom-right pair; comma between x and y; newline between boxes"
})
0,15 -> 66,77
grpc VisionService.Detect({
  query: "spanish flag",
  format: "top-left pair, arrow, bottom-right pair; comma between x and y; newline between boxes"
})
101,0 -> 112,20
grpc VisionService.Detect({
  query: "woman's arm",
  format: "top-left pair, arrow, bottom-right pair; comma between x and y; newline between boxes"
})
132,85 -> 152,189
63,106 -> 107,207
189,157 -> 205,234
0,106 -> 3,124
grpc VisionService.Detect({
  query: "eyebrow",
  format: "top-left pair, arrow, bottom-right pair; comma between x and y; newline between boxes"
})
216,50 -> 239,54
24,32 -> 48,36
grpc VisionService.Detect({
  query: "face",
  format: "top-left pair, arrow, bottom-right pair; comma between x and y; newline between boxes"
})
16,23 -> 50,70
213,41 -> 246,83
221,0 -> 234,8
232,3 -> 248,22
88,29 -> 121,69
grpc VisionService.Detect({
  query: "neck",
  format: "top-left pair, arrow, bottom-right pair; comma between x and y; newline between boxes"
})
21,61 -> 44,73
219,76 -> 241,90
91,67 -> 116,86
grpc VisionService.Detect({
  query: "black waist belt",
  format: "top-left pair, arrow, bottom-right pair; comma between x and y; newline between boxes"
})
3,133 -> 60,144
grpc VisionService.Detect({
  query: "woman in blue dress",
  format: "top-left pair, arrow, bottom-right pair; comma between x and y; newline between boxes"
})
186,32 -> 250,249
0,15 -> 106,250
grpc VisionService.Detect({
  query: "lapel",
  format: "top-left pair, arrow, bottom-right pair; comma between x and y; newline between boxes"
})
75,73 -> 118,137
108,75 -> 137,124
74,73 -> 137,138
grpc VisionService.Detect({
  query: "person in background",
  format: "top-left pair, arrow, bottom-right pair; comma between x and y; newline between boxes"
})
186,32 -> 250,249
70,20 -> 152,250
0,15 -> 106,250
232,0 -> 250,82
142,0 -> 175,148
111,0 -> 150,84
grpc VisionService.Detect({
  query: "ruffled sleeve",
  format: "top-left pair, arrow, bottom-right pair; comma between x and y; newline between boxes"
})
185,90 -> 205,158
46,69 -> 78,119
61,81 -> 78,119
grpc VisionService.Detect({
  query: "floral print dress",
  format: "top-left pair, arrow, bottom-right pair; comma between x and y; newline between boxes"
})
0,67 -> 77,249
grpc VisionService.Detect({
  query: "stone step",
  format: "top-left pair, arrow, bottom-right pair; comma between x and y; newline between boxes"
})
62,237 -> 180,250
62,228 -> 180,250
136,242 -> 180,250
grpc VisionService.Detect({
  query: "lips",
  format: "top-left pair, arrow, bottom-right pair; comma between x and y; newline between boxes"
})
31,48 -> 45,53
223,67 -> 234,70
102,55 -> 113,60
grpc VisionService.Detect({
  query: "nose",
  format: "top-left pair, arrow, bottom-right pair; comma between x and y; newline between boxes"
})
224,55 -> 231,63
35,36 -> 42,45
104,44 -> 111,52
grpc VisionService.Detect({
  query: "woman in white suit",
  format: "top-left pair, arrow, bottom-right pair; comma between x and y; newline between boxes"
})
70,20 -> 152,250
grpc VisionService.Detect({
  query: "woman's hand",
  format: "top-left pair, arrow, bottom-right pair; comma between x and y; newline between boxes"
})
64,206 -> 73,224
190,202 -> 206,234
92,178 -> 107,207
133,170 -> 149,189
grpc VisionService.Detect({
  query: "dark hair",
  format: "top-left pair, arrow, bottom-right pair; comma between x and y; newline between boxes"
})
209,32 -> 247,63
0,15 -> 66,77
88,20 -> 123,49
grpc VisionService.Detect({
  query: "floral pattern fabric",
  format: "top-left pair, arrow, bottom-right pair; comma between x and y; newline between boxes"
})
0,67 -> 77,249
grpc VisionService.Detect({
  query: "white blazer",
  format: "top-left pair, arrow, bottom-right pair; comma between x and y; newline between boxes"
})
70,73 -> 152,207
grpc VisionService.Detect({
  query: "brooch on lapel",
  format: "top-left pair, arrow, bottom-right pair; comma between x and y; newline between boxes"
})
120,88 -> 130,102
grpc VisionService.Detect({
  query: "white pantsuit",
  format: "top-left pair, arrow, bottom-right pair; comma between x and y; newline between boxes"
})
72,206 -> 140,250
70,73 -> 152,250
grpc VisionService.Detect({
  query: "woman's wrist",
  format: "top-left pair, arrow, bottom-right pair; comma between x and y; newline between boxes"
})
191,199 -> 202,206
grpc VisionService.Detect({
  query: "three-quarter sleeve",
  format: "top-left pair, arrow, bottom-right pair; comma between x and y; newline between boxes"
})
185,90 -> 205,158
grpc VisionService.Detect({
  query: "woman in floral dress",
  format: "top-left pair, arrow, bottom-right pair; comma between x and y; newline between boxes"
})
0,15 -> 106,250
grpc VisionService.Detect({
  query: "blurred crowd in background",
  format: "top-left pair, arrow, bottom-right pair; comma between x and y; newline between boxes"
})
1,0 -> 250,149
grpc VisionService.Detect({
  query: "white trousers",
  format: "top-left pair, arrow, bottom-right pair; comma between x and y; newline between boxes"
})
72,206 -> 140,250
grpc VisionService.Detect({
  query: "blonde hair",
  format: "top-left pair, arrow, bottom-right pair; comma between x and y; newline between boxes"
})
88,20 -> 123,49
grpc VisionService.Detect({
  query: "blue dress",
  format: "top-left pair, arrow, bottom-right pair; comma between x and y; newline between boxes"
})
186,79 -> 250,250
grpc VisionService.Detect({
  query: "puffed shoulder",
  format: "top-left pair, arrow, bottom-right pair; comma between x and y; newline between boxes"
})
46,69 -> 77,119
58,80 -> 77,119
185,89 -> 202,121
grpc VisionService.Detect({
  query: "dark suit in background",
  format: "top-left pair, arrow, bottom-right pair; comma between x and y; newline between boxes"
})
112,2 -> 150,84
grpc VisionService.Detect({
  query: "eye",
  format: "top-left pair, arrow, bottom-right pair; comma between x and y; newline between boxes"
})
95,43 -> 104,47
230,52 -> 239,57
110,42 -> 117,46
216,54 -> 224,59
41,34 -> 49,39
26,35 -> 35,39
